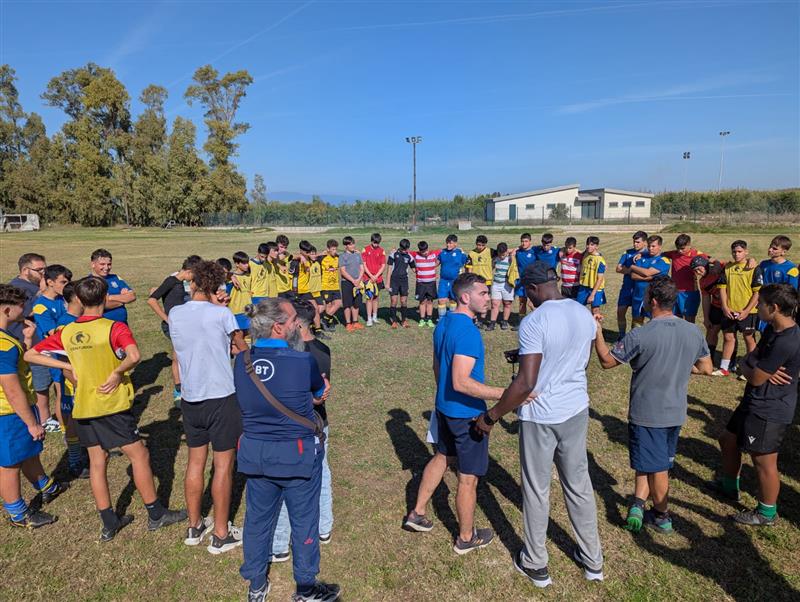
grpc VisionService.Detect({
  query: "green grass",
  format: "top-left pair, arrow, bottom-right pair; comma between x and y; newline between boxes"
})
0,226 -> 798,601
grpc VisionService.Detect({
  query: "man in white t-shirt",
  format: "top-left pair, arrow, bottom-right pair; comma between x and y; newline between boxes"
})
169,260 -> 248,555
476,261 -> 603,589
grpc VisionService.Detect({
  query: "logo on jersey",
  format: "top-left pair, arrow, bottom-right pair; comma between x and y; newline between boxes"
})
253,359 -> 275,382
110,281 -> 119,289
69,331 -> 91,345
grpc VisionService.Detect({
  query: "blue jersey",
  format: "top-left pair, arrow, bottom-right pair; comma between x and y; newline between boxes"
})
759,259 -> 799,289
514,247 -> 537,281
618,248 -> 642,290
31,295 -> 67,339
533,246 -> 560,269
57,312 -> 79,328
100,274 -> 133,323
633,254 -> 671,298
433,312 -> 486,419
438,248 -> 468,281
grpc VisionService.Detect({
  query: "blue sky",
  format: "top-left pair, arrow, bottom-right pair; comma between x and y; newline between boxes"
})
2,0 -> 798,201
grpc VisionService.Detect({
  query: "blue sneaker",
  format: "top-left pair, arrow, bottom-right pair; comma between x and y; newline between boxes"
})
644,509 -> 673,535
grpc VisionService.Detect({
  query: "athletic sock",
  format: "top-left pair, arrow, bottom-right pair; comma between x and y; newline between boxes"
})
144,499 -> 166,521
757,501 -> 777,519
34,475 -> 57,494
720,359 -> 731,371
632,497 -> 646,509
3,498 -> 29,522
438,303 -> 447,318
66,436 -> 83,471
389,306 -> 397,322
99,507 -> 120,530
399,306 -> 406,322
722,475 -> 740,494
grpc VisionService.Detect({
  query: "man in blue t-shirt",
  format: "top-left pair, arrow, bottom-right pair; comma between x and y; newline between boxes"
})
514,233 -> 537,318
533,233 -> 560,270
629,235 -> 671,326
615,231 -> 648,339
403,273 -> 505,556
437,234 -> 468,318
90,248 -> 136,323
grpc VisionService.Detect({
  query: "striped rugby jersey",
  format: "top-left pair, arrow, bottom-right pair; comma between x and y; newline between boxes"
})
492,255 -> 512,284
560,251 -> 583,288
410,250 -> 440,282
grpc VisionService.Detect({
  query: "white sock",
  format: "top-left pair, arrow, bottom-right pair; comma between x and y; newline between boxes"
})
720,359 -> 731,370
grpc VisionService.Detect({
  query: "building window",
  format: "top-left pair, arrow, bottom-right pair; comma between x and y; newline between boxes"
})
636,201 -> 645,207
609,202 -> 618,208
546,203 -> 555,209
525,204 -> 535,210
622,202 -> 632,207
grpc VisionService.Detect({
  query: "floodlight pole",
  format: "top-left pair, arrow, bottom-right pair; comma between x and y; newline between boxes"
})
405,136 -> 422,231
717,131 -> 730,192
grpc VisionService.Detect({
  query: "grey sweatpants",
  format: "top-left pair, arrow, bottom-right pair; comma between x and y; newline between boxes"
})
519,408 -> 603,571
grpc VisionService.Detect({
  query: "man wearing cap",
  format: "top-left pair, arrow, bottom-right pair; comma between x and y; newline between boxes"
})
475,261 -> 603,589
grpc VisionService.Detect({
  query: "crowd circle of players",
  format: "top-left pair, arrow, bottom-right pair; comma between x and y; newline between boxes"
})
0,229 -> 798,601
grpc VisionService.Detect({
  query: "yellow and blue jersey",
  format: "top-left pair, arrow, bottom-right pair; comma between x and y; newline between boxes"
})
249,259 -> 270,298
31,295 -> 67,339
229,272 -> 253,316
579,254 -> 607,290
0,329 -> 36,416
101,273 -> 133,323
759,259 -> 799,290
632,254 -> 671,298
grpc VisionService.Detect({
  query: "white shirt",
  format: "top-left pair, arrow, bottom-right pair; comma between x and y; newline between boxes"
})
168,301 -> 239,402
516,298 -> 596,424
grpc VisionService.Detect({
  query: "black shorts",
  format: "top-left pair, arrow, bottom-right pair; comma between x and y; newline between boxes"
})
341,281 -> 361,308
721,313 -> 758,334
415,281 -> 437,302
390,278 -> 410,297
708,305 -> 723,327
297,292 -> 314,302
312,294 -> 324,306
435,411 -> 489,476
321,290 -> 341,304
278,291 -> 295,300
561,285 -> 579,299
181,394 -> 242,450
75,411 -> 140,451
726,406 -> 787,454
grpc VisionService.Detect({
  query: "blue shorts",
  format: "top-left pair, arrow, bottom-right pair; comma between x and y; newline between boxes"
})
631,295 -> 649,319
617,284 -> 634,307
58,379 -> 74,414
674,291 -> 700,318
235,313 -> 250,330
437,279 -> 455,300
628,423 -> 681,473
435,410 -> 489,476
515,284 -> 526,298
252,296 -> 267,306
30,364 -> 52,393
0,408 -> 43,468
576,286 -> 606,308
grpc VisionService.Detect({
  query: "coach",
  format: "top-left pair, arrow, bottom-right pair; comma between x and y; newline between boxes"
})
234,298 -> 339,602
89,248 -> 135,323
476,261 -> 603,589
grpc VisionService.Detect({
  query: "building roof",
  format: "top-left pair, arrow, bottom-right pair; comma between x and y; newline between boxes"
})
579,188 -> 653,199
577,192 -> 600,202
487,184 -> 580,204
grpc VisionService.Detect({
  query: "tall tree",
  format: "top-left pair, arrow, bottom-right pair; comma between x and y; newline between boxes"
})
249,173 -> 267,205
0,65 -> 28,209
164,117 -> 209,225
129,85 -> 169,225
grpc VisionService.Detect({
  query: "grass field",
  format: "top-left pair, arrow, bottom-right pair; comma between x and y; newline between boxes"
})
0,226 -> 798,602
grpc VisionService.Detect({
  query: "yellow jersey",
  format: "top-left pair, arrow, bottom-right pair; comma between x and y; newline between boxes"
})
274,255 -> 292,294
0,330 -> 36,416
579,254 -> 606,290
719,261 -> 763,313
467,248 -> 493,285
309,260 -> 323,295
321,255 -> 340,291
249,259 -> 269,298
229,272 -> 253,315
294,258 -> 311,295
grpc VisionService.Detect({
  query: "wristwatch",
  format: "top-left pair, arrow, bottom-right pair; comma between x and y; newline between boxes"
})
482,411 -> 496,426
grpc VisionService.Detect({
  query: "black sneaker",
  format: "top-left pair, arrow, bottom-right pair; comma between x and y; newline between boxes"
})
207,530 -> 243,555
271,551 -> 290,563
510,324 -> 519,332
10,509 -> 57,529
403,510 -> 433,532
319,532 -> 332,545
291,582 -> 341,602
571,546 -> 604,582
41,480 -> 69,504
453,527 -> 494,555
69,466 -> 90,480
500,320 -> 510,330
513,549 -> 551,588
100,514 -> 134,542
485,322 -> 496,332
184,516 -> 213,546
733,508 -> 777,526
147,508 -> 187,531
248,580 -> 271,602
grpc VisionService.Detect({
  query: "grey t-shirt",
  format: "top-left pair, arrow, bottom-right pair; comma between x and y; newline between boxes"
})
610,316 -> 709,428
339,250 -> 363,281
7,277 -> 41,342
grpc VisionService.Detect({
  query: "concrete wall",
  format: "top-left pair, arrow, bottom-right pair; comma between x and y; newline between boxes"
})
600,191 -> 651,219
492,187 -> 579,221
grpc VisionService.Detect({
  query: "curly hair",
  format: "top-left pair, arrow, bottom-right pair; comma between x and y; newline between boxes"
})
0,284 -> 28,307
192,260 -> 226,296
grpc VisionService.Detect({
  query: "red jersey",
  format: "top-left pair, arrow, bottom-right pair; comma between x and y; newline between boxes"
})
410,250 -> 440,283
559,251 -> 583,288
34,315 -> 136,354
699,261 -> 725,308
362,245 -> 387,283
665,248 -> 705,292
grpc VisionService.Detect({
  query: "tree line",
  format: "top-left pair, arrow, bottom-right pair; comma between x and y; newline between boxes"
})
1,63 -> 797,227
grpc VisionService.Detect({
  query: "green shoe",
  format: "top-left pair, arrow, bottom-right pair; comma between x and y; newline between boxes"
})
625,505 -> 644,532
644,509 -> 673,535
426,320 -> 436,328
418,320 -> 426,328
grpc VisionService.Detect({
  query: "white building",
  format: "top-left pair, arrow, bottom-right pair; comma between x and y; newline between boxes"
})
485,184 -> 652,222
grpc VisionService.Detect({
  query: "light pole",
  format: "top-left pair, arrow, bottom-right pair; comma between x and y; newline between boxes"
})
718,131 -> 730,192
682,151 -> 691,217
405,136 -> 422,231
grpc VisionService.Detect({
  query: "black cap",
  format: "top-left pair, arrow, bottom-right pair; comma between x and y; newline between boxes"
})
690,256 -> 709,270
521,260 -> 558,286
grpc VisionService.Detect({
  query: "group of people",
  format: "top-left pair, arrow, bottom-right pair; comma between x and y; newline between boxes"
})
0,229 -> 798,598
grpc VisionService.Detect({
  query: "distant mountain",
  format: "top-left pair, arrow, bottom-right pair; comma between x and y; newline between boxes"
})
265,191 -> 366,205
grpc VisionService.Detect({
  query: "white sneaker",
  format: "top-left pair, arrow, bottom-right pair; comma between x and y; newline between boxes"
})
366,318 -> 373,327
43,417 -> 61,433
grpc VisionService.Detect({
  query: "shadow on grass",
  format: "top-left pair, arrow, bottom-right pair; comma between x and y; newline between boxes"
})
589,407 -> 800,601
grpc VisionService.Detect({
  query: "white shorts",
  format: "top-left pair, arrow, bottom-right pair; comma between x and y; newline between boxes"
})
491,281 -> 515,302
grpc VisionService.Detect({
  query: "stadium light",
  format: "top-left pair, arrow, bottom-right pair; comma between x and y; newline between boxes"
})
682,151 -> 691,194
718,131 -> 731,192
405,136 -> 422,231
